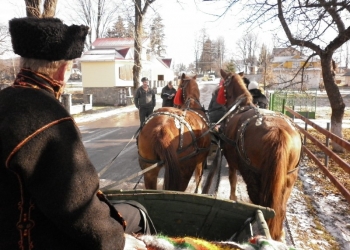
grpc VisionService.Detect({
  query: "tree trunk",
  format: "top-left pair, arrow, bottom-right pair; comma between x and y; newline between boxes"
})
320,53 -> 345,152
25,0 -> 41,17
133,0 -> 143,90
43,0 -> 57,18
25,0 -> 58,18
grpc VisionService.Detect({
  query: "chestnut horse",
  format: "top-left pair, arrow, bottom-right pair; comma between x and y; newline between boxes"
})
137,73 -> 211,192
216,69 -> 302,241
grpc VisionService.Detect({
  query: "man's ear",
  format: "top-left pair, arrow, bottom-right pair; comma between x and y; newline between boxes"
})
53,62 -> 70,81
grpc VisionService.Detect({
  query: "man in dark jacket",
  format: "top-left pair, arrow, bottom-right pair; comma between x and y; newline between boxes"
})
0,17 -> 146,250
248,81 -> 269,109
160,81 -> 177,107
134,77 -> 156,126
208,86 -> 227,123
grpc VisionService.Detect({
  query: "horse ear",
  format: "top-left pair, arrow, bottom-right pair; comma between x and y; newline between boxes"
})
193,74 -> 197,79
220,69 -> 227,79
181,73 -> 186,80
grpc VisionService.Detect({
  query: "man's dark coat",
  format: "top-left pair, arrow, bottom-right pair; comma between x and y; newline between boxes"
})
0,76 -> 125,249
208,89 -> 227,123
249,89 -> 269,109
160,85 -> 177,107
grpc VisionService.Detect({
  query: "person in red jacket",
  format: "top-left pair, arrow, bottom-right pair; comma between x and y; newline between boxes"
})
0,17 -> 146,250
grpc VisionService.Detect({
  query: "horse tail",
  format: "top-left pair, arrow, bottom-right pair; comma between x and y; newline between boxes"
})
153,127 -> 181,190
260,127 -> 292,240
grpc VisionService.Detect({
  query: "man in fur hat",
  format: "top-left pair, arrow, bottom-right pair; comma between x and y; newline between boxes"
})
248,81 -> 269,109
0,17 -> 146,250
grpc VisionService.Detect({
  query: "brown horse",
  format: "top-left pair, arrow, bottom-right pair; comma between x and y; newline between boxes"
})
137,73 -> 211,192
217,69 -> 302,241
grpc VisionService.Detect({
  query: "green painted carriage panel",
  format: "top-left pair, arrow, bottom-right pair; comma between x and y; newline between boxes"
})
105,189 -> 275,241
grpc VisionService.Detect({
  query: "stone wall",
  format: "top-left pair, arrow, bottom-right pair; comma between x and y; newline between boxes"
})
84,87 -> 131,106
61,94 -> 92,115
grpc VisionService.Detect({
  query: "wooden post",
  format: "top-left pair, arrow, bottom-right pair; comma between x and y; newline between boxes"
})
325,123 -> 330,167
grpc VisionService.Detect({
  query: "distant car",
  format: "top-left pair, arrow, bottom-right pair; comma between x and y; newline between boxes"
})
208,75 -> 215,81
70,68 -> 82,80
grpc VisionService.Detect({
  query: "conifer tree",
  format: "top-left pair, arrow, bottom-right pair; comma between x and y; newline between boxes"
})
107,16 -> 126,38
149,14 -> 166,57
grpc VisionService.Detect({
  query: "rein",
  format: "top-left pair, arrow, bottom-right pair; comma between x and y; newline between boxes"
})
98,130 -> 138,177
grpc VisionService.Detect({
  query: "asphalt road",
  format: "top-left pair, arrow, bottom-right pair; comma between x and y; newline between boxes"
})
76,84 -> 236,198
78,109 -> 236,197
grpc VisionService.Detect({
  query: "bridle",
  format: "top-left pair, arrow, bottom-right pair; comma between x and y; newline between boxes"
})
178,78 -> 202,110
221,74 -> 236,109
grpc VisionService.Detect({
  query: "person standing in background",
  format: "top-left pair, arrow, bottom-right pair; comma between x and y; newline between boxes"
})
161,81 -> 177,107
134,77 -> 156,126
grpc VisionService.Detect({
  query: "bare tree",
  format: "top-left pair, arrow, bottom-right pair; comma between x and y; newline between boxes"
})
133,0 -> 156,89
62,0 -> 121,48
235,0 -> 350,152
0,25 -> 10,56
235,32 -> 259,73
214,37 -> 226,74
125,21 -> 135,38
193,28 -> 207,74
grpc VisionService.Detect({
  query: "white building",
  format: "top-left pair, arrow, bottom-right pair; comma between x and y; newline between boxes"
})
79,37 -> 174,105
271,47 -> 322,90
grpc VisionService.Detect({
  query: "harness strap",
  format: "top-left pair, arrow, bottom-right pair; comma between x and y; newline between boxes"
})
138,147 -> 210,165
145,110 -> 209,154
221,108 -> 302,175
216,131 -> 236,147
138,153 -> 158,164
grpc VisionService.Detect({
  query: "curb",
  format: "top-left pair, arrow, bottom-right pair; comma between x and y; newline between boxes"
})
73,95 -> 163,124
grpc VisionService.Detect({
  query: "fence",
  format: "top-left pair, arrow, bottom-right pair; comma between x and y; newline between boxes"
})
285,106 -> 350,203
270,90 -> 317,118
61,93 -> 93,115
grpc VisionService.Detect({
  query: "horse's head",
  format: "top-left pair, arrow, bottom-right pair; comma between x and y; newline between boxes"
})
218,69 -> 253,108
174,73 -> 200,108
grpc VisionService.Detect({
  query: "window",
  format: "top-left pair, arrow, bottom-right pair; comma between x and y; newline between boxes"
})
119,65 -> 133,81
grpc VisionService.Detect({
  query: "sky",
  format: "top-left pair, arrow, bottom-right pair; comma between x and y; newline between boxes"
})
0,0 -> 275,65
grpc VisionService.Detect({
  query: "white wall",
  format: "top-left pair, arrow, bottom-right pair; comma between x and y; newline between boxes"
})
81,61 -> 115,87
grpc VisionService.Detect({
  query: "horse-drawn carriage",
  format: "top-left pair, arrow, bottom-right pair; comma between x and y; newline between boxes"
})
105,189 -> 274,244
111,70 -> 302,247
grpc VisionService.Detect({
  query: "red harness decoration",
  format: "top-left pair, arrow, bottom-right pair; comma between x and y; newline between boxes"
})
174,88 -> 183,106
216,85 -> 226,105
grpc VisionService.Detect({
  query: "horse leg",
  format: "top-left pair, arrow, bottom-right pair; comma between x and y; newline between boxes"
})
143,164 -> 161,190
194,162 -> 204,194
228,163 -> 238,200
177,162 -> 198,192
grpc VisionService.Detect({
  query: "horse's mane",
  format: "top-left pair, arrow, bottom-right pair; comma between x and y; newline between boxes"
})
228,72 -> 253,104
187,78 -> 200,100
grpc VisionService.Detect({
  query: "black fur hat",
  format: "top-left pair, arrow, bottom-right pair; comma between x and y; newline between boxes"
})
9,17 -> 89,61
